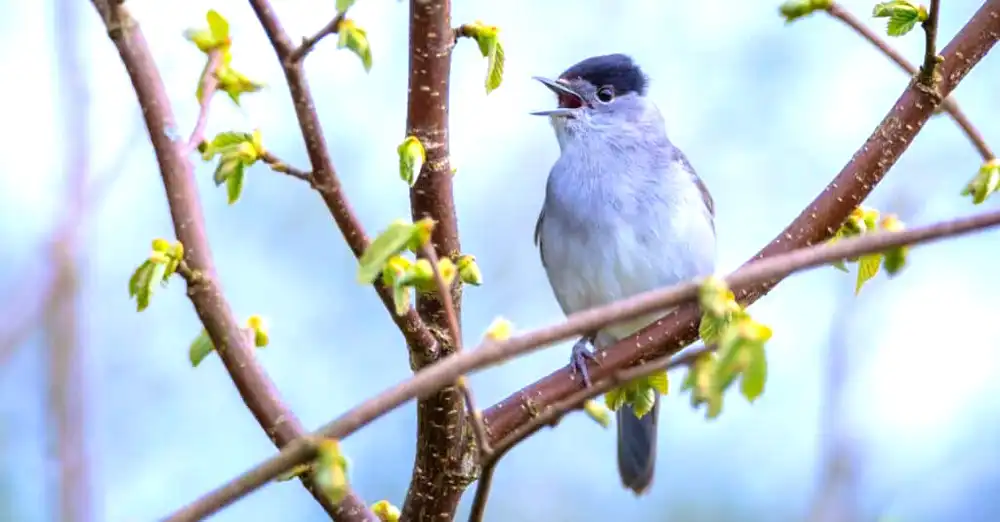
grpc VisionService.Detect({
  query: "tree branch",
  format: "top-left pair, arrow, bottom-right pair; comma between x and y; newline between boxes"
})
287,11 -> 346,64
482,0 -> 1000,445
168,203 -> 1000,518
87,1 -> 373,520
919,0 -> 943,87
826,2 -> 994,160
401,0 -> 472,518
183,49 -> 223,155
246,0 -> 439,361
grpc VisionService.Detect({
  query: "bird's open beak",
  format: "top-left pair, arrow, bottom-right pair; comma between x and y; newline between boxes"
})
530,76 -> 583,117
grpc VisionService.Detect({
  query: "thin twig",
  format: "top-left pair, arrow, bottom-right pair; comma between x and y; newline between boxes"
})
88,1 -> 375,520
167,205 -> 1000,519
183,49 -> 222,155
919,0 -> 943,87
248,0 -> 439,358
826,2 -> 994,160
260,151 -> 311,182
419,243 -> 492,457
287,12 -> 346,64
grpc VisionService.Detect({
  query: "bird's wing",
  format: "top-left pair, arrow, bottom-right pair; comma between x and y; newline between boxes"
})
534,207 -> 546,267
672,148 -> 716,232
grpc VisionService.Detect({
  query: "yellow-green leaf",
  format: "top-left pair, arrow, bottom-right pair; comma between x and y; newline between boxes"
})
189,329 -> 215,367
647,370 -> 669,395
337,20 -> 373,72
213,157 -> 241,186
397,136 -> 425,187
485,40 -> 504,94
336,0 -> 357,13
313,439 -> 350,504
216,66 -> 264,106
962,160 -> 1000,205
484,316 -> 513,341
225,163 -> 246,204
206,9 -> 230,42
357,220 -> 435,284
855,253 -> 882,294
873,1 -> 927,36
247,315 -> 269,348
778,0 -> 833,22
740,343 -> 767,402
630,388 -> 657,419
699,313 -> 722,345
582,400 -> 611,428
456,254 -> 483,286
604,387 -> 627,412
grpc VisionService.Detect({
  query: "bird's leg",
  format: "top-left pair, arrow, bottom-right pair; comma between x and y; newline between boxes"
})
569,333 -> 601,388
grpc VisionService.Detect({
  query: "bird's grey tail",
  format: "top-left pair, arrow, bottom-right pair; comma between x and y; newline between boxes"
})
615,395 -> 659,495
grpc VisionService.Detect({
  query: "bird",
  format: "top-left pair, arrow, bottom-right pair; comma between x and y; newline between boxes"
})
530,53 -> 717,495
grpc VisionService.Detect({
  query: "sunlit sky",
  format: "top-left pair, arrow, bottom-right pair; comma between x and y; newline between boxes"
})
2,0 -> 1000,521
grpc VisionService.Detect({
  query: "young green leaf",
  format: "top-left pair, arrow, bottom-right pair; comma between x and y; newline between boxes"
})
961,160 -> 1000,204
854,253 -> 883,294
739,343 -> 767,402
336,0 -> 357,14
371,500 -> 401,522
189,329 -> 215,367
485,40 -> 505,94
582,400 -> 612,429
872,1 -> 928,37
397,136 -> 425,187
484,316 -> 513,341
213,157 -> 241,186
215,66 -> 264,106
357,220 -> 435,284
603,387 -> 627,412
225,163 -> 246,204
630,388 -> 657,418
337,20 -> 373,72
647,370 -> 669,395
207,9 -> 230,42
128,260 -> 157,312
456,254 -> 483,286
247,315 -> 269,348
778,0 -> 833,22
313,439 -> 350,504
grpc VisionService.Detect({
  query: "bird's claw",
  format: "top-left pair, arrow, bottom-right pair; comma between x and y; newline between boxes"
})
570,336 -> 600,388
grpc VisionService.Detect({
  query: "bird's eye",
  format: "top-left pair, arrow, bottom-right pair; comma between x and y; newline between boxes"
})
596,86 -> 615,102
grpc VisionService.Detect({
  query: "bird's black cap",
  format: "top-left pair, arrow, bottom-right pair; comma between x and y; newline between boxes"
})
558,54 -> 648,96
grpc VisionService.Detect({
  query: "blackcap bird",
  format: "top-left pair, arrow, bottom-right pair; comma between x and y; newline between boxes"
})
531,54 -> 717,494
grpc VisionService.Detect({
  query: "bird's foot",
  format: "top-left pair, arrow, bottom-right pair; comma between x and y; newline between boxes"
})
569,336 -> 600,388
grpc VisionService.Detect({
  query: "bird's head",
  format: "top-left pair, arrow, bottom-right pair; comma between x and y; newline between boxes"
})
531,53 -> 654,145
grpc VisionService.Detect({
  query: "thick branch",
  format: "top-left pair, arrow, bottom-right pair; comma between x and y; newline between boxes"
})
171,205 -> 1000,516
482,0 -> 1000,445
247,0 -> 438,358
401,0 -> 472,519
826,2 -> 994,160
87,2 -> 373,520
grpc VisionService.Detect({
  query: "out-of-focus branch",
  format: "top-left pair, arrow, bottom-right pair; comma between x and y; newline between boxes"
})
287,11 -> 346,64
400,0 -> 472,518
182,49 -> 223,154
247,0 -> 438,359
169,203 -> 1000,518
482,0 -> 1000,445
46,0 -> 92,517
826,2 -> 994,160
87,2 -> 373,520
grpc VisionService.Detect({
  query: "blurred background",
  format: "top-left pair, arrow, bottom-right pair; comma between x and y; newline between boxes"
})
2,0 -> 1000,520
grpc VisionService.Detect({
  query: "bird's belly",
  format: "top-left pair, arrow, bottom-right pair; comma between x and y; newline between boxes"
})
541,218 -> 696,342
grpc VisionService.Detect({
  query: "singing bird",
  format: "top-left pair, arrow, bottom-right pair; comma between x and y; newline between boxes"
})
531,54 -> 717,494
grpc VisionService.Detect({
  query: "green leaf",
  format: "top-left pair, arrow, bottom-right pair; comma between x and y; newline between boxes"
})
225,162 -> 247,204
200,131 -> 251,161
647,370 -> 669,395
336,0 -> 357,13
128,260 -> 156,311
206,9 -> 230,42
214,157 -> 241,186
582,400 -> 612,428
872,1 -> 927,37
456,254 -> 483,286
962,160 -> 1000,204
313,439 -> 350,504
397,136 -> 425,187
189,329 -> 215,367
357,219 -> 435,284
855,253 -> 882,294
216,66 -> 264,106
739,343 -> 767,402
604,387 -> 627,412
630,388 -> 657,419
247,315 -> 269,348
337,20 -> 373,72
778,0 -> 832,23
485,40 -> 504,94
391,281 -> 411,316
699,313 -> 722,345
